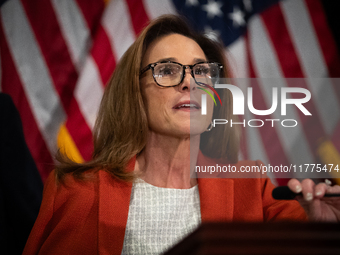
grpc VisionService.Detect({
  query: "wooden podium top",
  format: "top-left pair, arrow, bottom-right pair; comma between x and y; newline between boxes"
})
164,222 -> 340,255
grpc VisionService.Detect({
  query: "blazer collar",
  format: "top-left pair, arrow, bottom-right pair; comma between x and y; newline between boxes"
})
98,157 -> 135,255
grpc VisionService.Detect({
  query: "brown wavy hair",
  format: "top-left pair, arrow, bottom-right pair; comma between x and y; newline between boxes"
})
55,14 -> 239,181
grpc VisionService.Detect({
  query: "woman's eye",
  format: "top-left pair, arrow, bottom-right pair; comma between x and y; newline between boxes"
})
195,67 -> 209,75
159,67 -> 173,75
157,65 -> 179,76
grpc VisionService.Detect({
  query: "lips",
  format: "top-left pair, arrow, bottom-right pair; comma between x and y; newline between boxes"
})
173,101 -> 200,110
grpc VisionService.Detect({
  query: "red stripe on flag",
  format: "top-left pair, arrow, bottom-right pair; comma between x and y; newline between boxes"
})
261,4 -> 303,78
66,100 -> 94,161
126,0 -> 150,35
0,21 -> 53,181
91,25 -> 117,85
21,0 -> 77,105
21,0 -> 94,159
74,0 -> 105,39
261,4 -> 325,156
305,0 -> 340,98
245,33 -> 291,186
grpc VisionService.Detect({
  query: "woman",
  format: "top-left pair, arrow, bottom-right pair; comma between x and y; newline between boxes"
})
23,15 -> 340,255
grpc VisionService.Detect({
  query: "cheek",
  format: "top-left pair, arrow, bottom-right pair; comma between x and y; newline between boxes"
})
143,89 -> 166,111
141,84 -> 171,123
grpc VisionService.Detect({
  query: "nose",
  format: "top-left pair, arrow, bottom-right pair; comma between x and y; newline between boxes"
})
178,66 -> 196,92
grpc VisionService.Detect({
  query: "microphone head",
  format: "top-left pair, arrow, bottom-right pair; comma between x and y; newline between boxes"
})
272,186 -> 298,200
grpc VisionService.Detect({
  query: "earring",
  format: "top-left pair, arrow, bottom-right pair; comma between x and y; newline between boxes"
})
206,122 -> 213,132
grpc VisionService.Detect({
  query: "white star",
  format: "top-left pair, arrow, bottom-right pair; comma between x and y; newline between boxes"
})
228,6 -> 246,27
202,0 -> 223,19
204,26 -> 221,42
243,0 -> 252,12
186,0 -> 199,6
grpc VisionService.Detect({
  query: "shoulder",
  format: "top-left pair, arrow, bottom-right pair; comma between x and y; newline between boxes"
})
0,93 -> 12,105
24,170 -> 119,254
197,157 -> 276,197
30,170 -> 123,242
197,155 -> 268,193
197,158 -> 306,221
0,93 -> 16,116
43,169 -> 119,211
0,93 -> 18,128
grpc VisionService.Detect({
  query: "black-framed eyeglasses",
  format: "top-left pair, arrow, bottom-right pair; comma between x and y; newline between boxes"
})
139,61 -> 223,87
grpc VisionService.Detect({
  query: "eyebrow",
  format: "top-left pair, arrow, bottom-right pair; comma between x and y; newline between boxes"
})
194,58 -> 207,63
156,57 -> 177,63
156,57 -> 208,64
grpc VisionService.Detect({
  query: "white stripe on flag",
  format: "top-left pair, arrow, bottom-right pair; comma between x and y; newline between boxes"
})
280,0 -> 328,77
227,37 -> 248,78
143,0 -> 177,19
102,0 -> 135,61
306,78 -> 340,135
1,0 -> 65,153
237,79 -> 276,183
249,15 -> 314,171
281,0 -> 340,135
246,113 -> 269,163
75,56 -> 104,129
51,0 -> 91,72
236,79 -> 270,166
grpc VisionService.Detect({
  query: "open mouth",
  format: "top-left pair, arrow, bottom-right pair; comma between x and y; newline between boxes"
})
174,103 -> 200,109
173,101 -> 201,110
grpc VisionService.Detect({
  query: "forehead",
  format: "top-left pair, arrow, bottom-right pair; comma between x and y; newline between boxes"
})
142,33 -> 206,65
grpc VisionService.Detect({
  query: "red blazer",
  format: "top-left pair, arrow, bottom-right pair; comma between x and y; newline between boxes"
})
23,155 -> 306,255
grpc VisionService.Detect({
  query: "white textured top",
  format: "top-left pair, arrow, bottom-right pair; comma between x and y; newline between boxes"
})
121,179 -> 201,255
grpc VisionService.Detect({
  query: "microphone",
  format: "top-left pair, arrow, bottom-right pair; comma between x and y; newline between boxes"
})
272,186 -> 340,200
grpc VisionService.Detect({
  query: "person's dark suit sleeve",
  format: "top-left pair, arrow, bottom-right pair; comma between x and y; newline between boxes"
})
0,93 -> 43,255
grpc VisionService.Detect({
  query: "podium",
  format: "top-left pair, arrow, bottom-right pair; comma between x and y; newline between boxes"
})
164,222 -> 340,254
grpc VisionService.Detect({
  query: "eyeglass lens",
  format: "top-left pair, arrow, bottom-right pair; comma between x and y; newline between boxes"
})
153,63 -> 219,87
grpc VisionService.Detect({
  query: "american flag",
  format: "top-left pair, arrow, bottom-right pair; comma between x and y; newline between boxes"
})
1,0 -> 339,185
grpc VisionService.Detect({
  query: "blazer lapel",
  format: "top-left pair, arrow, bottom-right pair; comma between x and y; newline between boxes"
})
98,158 -> 135,255
196,152 -> 234,222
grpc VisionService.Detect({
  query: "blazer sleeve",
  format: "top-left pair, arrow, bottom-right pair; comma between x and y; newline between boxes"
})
23,171 -> 100,255
258,161 -> 307,221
